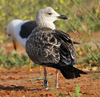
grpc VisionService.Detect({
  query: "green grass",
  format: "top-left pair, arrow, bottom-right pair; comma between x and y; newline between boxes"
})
29,77 -> 54,81
0,47 -> 39,68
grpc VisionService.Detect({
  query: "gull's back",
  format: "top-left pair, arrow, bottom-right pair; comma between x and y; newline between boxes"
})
7,19 -> 37,48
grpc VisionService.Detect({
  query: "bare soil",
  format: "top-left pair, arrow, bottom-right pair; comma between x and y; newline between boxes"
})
0,66 -> 100,97
0,32 -> 100,97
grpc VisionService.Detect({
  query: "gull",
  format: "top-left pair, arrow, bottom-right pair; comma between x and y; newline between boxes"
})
6,19 -> 78,72
6,19 -> 37,71
25,7 -> 87,89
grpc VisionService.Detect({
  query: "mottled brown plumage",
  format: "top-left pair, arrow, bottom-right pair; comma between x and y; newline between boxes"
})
25,7 -> 87,88
26,27 -> 87,79
26,27 -> 74,66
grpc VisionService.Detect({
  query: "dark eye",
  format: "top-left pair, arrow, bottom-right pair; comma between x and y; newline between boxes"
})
48,13 -> 52,15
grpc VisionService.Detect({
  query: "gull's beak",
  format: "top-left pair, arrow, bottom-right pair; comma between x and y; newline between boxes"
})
57,15 -> 68,20
13,40 -> 17,50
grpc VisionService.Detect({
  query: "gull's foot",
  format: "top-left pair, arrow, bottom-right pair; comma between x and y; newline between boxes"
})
44,80 -> 48,88
29,68 -> 32,71
55,83 -> 59,88
56,85 -> 59,88
45,87 -> 49,90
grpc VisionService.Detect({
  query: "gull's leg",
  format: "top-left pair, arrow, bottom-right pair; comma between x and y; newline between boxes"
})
29,58 -> 32,71
43,66 -> 48,88
40,66 -> 42,70
55,69 -> 59,88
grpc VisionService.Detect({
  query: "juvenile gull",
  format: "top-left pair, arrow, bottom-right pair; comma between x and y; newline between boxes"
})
7,19 -> 37,71
26,7 -> 87,88
6,19 -> 78,72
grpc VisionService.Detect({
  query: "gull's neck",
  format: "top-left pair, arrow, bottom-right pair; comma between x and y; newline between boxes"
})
15,32 -> 27,48
37,21 -> 56,30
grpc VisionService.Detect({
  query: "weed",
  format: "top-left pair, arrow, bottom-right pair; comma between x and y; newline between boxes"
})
89,73 -> 100,79
72,84 -> 82,97
59,93 -> 66,97
59,84 -> 82,97
81,47 -> 100,66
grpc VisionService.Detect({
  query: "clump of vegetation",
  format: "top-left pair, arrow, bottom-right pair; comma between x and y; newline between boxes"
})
78,44 -> 100,67
0,47 -> 38,68
84,50 -> 100,65
92,73 -> 100,79
72,84 -> 82,97
59,93 -> 66,97
89,73 -> 100,79
59,84 -> 82,97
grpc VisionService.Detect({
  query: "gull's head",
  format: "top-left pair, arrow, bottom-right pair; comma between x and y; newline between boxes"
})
7,22 -> 16,41
36,7 -> 68,29
7,25 -> 17,50
7,19 -> 22,50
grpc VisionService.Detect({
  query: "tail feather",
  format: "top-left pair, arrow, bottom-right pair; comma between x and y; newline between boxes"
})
73,41 -> 80,44
73,66 -> 87,74
60,70 -> 80,79
45,63 -> 87,79
59,65 -> 87,79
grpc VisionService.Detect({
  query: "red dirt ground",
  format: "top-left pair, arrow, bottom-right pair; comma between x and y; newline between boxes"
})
0,66 -> 100,97
0,32 -> 100,97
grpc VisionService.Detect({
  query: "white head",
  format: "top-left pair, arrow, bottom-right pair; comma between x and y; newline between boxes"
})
6,19 -> 23,50
7,19 -> 23,40
7,22 -> 15,41
36,7 -> 68,29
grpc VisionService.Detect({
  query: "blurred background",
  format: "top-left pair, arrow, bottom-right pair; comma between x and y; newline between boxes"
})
0,0 -> 100,69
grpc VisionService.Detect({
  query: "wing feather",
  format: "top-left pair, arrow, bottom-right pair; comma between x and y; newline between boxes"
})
54,30 -> 76,65
26,27 -> 76,67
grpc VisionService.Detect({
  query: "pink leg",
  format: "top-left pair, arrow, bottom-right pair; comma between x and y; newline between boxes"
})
55,69 -> 59,88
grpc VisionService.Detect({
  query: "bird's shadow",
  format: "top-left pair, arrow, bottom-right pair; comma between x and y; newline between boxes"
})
0,85 -> 45,91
